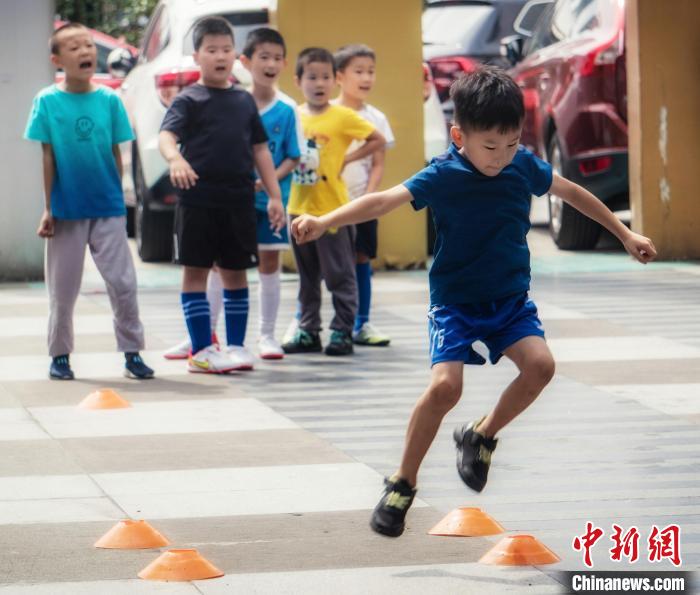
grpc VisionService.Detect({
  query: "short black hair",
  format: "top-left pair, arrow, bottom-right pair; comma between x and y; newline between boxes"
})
50,22 -> 88,55
242,27 -> 286,59
192,16 -> 234,52
334,44 -> 375,72
295,47 -> 335,78
450,66 -> 524,133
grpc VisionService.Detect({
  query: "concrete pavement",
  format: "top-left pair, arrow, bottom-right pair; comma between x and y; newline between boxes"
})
0,229 -> 698,593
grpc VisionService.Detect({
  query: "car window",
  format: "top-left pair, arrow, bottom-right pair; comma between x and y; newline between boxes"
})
96,42 -> 111,73
552,0 -> 601,40
142,5 -> 170,62
183,11 -> 269,55
523,3 -> 556,55
422,5 -> 495,47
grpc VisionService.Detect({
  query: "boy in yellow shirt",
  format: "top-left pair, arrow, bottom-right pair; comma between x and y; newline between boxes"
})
283,47 -> 386,356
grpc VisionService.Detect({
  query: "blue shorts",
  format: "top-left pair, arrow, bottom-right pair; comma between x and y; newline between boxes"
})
256,209 -> 290,251
428,293 -> 545,367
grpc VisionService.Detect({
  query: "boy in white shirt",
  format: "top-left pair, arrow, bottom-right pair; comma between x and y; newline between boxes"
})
335,44 -> 395,346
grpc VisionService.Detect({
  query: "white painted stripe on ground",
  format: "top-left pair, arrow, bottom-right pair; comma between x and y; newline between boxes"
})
0,350 -> 185,382
595,384 -> 700,416
0,581 -> 198,594
93,463 -> 426,519
194,562 -> 560,594
0,497 -> 123,525
0,409 -> 50,441
548,336 -> 700,362
28,398 -> 297,439
0,475 -> 103,501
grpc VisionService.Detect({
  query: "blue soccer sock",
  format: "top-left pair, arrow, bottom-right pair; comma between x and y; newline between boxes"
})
224,287 -> 249,346
181,292 -> 211,354
355,262 -> 372,331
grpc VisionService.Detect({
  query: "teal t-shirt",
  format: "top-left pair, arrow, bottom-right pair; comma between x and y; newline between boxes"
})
24,85 -> 134,220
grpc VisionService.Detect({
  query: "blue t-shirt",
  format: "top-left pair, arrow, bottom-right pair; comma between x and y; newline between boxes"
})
255,91 -> 302,211
405,143 -> 553,306
24,85 -> 134,220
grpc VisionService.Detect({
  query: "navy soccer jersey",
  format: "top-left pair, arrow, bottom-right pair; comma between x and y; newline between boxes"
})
160,84 -> 267,209
404,143 -> 552,306
255,91 -> 302,211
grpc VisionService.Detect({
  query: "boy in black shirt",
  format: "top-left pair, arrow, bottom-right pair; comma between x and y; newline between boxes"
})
159,17 -> 284,374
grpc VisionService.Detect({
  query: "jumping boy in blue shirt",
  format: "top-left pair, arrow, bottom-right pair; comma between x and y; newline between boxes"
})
292,66 -> 657,537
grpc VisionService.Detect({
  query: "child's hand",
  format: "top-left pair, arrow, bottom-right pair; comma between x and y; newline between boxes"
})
168,156 -> 198,190
292,215 -> 326,244
623,231 -> 657,264
267,198 -> 286,234
37,210 -> 54,238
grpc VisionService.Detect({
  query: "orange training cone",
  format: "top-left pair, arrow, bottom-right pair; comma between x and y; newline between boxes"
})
94,520 -> 170,549
479,534 -> 561,566
138,549 -> 224,581
429,507 -> 505,537
78,388 -> 131,410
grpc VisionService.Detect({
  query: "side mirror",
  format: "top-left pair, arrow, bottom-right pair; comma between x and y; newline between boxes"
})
500,35 -> 525,66
513,0 -> 554,37
107,47 -> 136,79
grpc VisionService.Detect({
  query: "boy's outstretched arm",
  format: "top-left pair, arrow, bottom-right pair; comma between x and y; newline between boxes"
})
343,130 -> 386,169
292,184 -> 413,244
37,143 -> 55,238
253,142 -> 285,232
158,130 -> 199,190
550,173 -> 657,263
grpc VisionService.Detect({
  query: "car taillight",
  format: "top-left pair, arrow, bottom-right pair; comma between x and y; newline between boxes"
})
155,69 -> 200,107
579,155 -> 612,176
422,63 -> 434,102
428,56 -> 478,102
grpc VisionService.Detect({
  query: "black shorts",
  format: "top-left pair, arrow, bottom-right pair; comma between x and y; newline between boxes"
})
173,204 -> 258,270
355,219 -> 378,259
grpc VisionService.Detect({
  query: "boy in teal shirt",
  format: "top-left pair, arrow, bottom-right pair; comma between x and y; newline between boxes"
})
24,22 -> 153,380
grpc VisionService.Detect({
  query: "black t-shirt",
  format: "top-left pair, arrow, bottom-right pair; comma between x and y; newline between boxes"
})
160,84 -> 267,208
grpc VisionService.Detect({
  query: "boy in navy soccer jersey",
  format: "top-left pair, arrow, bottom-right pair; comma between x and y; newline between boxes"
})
292,66 -> 657,537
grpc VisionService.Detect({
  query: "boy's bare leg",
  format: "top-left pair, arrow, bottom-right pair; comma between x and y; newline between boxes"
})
218,268 -> 247,290
182,266 -> 210,292
398,361 -> 464,487
258,250 -> 280,274
477,336 -> 555,438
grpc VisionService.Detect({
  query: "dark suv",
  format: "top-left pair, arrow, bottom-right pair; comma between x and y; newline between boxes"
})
503,0 -> 628,249
423,0 -> 528,113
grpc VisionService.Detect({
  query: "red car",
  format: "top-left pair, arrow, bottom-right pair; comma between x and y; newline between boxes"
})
54,21 -> 138,90
503,0 -> 628,249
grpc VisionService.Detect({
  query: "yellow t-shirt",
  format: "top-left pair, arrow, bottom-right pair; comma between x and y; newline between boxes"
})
288,104 -> 375,216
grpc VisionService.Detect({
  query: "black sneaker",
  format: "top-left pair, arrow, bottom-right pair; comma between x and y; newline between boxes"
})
370,475 -> 417,537
282,329 -> 322,354
49,355 -> 74,380
324,330 -> 354,356
124,352 -> 155,379
453,418 -> 498,492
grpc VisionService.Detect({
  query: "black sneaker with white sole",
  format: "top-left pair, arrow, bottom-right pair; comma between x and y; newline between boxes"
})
370,475 -> 416,538
453,418 -> 498,492
124,352 -> 155,379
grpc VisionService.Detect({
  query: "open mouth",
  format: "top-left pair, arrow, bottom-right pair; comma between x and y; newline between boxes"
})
264,72 -> 276,79
314,91 -> 326,97
358,86 -> 371,92
214,65 -> 227,72
79,61 -> 93,70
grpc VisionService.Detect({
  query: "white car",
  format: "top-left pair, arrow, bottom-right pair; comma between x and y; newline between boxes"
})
115,0 -> 448,261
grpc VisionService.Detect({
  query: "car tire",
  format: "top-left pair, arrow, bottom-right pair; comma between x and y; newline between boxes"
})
134,149 -> 173,262
547,134 -> 601,250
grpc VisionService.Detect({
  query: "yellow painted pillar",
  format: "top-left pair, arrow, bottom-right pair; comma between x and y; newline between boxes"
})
626,0 -> 700,258
274,0 -> 427,269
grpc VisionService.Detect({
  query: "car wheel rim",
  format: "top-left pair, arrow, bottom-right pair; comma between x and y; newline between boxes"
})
548,144 -> 564,237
